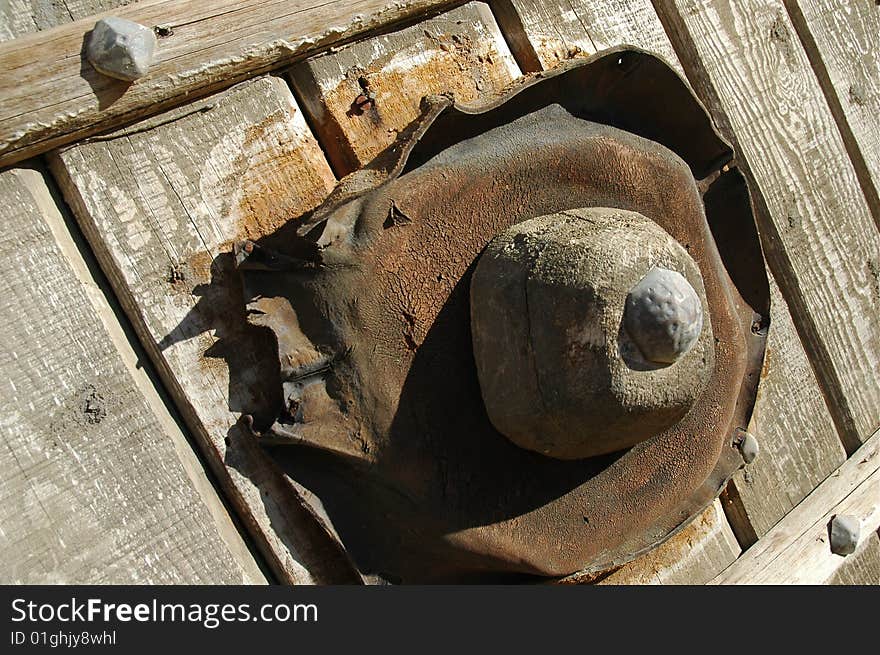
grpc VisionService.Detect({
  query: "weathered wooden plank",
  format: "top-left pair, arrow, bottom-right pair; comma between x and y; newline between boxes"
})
0,166 -> 264,584
597,500 -> 740,585
288,1 -> 520,175
723,272 -> 845,543
490,0 -> 683,76
783,0 -> 880,223
711,429 -> 879,584
0,0 -> 465,168
655,0 -> 880,449
0,1 -> 134,41
49,75 -> 366,584
827,531 -> 880,585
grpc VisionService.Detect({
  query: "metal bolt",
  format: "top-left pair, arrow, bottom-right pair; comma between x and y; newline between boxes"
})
735,430 -> 759,464
624,266 -> 703,365
86,17 -> 157,81
829,514 -> 860,556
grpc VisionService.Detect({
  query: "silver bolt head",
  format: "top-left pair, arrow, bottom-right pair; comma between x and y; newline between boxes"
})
829,514 -> 861,556
87,17 -> 157,81
738,432 -> 759,464
625,266 -> 703,364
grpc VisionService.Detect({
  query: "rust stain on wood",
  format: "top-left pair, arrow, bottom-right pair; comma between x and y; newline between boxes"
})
289,2 -> 521,174
235,113 -> 337,242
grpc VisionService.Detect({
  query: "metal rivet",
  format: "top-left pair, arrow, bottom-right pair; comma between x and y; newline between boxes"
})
86,17 -> 157,81
624,266 -> 703,364
735,430 -> 759,464
829,514 -> 860,556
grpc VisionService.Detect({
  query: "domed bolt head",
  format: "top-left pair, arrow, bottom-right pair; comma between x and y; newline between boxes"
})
829,514 -> 860,556
736,431 -> 760,464
86,17 -> 157,81
624,266 -> 703,365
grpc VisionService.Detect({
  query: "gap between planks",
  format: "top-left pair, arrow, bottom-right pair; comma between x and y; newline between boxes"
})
720,272 -> 844,547
0,1 -> 133,41
0,165 -> 264,583
48,74 -> 364,585
781,0 -> 880,230
35,161 -> 270,584
287,1 -> 522,176
489,0 -> 685,78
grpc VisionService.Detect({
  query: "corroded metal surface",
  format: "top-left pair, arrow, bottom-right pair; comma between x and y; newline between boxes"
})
235,49 -> 769,582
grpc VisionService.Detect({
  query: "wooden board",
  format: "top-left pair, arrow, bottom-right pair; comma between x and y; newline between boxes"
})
827,531 -> 880,585
655,0 -> 880,450
0,1 -> 134,41
0,166 -> 264,584
0,0 -> 464,167
723,272 -> 845,543
490,0 -> 683,76
711,429 -> 879,584
597,500 -> 740,585
288,1 -> 520,175
49,75 -> 366,584
783,0 -> 880,222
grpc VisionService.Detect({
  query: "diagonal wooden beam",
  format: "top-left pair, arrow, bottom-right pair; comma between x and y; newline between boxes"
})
710,429 -> 879,584
0,0 -> 463,168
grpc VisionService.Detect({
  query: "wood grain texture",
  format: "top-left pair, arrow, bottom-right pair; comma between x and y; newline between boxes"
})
48,75 -> 366,584
0,1 -> 134,41
711,429 -> 879,584
655,0 -> 880,449
0,166 -> 262,584
0,0 -> 464,167
288,1 -> 520,175
597,500 -> 740,585
491,0 -> 683,76
783,0 -> 880,223
724,271 -> 845,542
827,531 -> 879,585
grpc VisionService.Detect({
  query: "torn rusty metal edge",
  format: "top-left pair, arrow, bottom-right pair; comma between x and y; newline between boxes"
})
403,48 -> 734,178
231,416 -> 366,584
296,47 -> 736,240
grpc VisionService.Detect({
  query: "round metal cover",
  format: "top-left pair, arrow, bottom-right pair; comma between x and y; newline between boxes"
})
235,49 -> 769,582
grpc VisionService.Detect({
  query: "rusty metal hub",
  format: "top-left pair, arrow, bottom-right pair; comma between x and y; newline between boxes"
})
471,207 -> 715,460
235,49 -> 769,582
